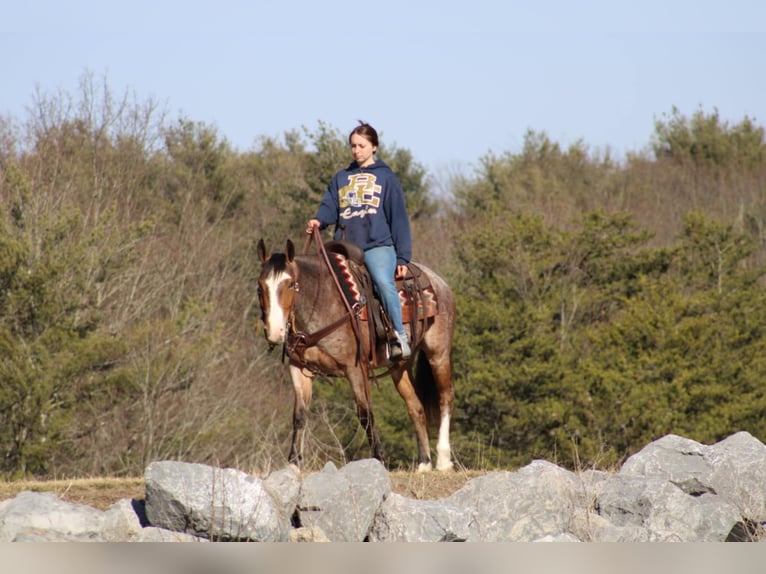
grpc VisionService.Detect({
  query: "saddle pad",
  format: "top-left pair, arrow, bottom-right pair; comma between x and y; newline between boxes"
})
328,252 -> 363,308
326,251 -> 437,322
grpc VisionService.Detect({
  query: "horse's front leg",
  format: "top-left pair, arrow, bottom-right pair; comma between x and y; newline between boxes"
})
288,364 -> 314,467
347,369 -> 385,464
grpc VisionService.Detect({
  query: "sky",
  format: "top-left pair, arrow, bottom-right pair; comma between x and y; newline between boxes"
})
3,1 -> 765,174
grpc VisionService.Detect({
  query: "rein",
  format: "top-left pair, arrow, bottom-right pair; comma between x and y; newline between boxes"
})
287,228 -> 365,367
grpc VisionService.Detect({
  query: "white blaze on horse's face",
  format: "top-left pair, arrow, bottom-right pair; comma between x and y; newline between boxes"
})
260,270 -> 294,344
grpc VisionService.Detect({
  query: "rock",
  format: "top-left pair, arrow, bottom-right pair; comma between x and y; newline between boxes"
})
288,525 -> 331,542
595,474 -> 741,541
295,459 -> 390,541
620,434 -> 714,492
369,492 -> 472,542
0,491 -> 104,542
145,460 -> 289,541
133,526 -> 206,542
2,431 -> 766,543
619,431 -> 766,525
708,431 -> 766,522
448,460 -> 581,541
102,499 -> 145,542
263,466 -> 301,522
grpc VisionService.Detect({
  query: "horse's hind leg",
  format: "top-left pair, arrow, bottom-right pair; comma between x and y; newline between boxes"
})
347,369 -> 385,464
288,364 -> 314,467
391,367 -> 432,472
424,344 -> 455,472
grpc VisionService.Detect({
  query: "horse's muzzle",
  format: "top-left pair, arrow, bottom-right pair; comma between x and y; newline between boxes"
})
263,325 -> 286,349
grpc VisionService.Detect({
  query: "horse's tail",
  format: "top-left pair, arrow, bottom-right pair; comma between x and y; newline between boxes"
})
413,351 -> 440,428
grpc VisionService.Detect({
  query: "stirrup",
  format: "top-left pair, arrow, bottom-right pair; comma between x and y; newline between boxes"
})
390,332 -> 411,360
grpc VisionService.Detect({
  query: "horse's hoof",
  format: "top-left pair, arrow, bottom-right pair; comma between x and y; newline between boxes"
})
436,460 -> 454,472
416,462 -> 433,473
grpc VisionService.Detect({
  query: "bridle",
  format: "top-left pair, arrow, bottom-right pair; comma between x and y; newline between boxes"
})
265,228 -> 365,370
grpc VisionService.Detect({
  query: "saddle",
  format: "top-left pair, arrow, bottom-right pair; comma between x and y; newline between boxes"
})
325,240 -> 438,363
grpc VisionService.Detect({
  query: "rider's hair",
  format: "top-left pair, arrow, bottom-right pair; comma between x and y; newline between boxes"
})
348,121 -> 379,149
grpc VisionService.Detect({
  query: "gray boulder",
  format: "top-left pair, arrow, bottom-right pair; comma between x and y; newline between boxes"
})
617,430 -> 766,538
295,459 -> 390,541
595,474 -> 741,541
102,499 -> 145,542
263,465 -> 301,520
448,460 -> 581,541
620,434 -> 715,495
708,431 -> 766,523
145,460 -> 289,541
1,431 -> 765,543
369,492 -> 472,542
0,491 -> 104,542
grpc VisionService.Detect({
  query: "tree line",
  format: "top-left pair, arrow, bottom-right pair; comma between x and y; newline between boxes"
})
1,73 -> 765,477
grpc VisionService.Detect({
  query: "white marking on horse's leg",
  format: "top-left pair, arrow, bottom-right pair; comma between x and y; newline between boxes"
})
435,408 -> 453,471
417,461 -> 432,473
264,272 -> 288,344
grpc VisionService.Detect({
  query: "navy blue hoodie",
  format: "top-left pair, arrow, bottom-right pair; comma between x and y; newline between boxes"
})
314,159 -> 412,265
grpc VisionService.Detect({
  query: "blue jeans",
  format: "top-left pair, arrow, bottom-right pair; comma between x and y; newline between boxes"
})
364,245 -> 404,335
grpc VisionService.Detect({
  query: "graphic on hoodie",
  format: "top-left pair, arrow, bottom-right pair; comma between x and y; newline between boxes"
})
314,159 -> 412,264
339,173 -> 382,220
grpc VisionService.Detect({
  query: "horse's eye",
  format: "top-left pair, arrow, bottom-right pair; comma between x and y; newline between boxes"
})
288,281 -> 296,290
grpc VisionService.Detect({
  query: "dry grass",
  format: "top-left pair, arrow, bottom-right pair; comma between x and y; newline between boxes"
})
388,469 -> 486,500
0,469 -> 484,511
0,477 -> 145,511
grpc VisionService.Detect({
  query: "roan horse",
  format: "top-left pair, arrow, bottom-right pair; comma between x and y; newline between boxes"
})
256,232 -> 455,471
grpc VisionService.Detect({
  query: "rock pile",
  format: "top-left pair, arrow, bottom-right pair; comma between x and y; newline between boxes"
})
1,431 -> 765,542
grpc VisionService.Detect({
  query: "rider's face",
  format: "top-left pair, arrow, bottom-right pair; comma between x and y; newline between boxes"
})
350,134 -> 376,167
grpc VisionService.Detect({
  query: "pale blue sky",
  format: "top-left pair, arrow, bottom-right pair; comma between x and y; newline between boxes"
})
3,1 -> 764,173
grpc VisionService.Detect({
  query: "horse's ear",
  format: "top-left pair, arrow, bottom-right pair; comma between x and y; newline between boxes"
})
257,239 -> 269,263
286,239 -> 295,262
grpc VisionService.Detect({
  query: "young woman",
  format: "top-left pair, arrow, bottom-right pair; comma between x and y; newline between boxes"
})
307,121 -> 412,359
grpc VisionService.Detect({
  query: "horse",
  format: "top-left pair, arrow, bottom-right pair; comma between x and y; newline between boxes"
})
256,234 -> 455,472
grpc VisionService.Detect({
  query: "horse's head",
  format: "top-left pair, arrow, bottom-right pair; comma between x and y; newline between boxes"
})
256,239 -> 298,347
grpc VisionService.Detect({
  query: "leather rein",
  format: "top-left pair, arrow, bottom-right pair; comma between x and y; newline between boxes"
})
283,228 -> 365,368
